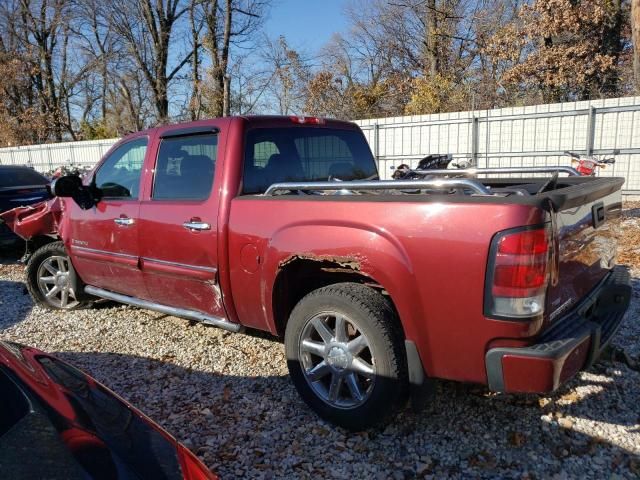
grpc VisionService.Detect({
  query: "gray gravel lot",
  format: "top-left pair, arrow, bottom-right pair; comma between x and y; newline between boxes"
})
1,207 -> 639,479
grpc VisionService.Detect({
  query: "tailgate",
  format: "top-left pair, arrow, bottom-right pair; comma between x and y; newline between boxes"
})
546,179 -> 624,322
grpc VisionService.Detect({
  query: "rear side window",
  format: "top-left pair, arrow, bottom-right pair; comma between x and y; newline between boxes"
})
0,168 -> 48,188
243,127 -> 378,194
95,138 -> 147,199
153,134 -> 217,200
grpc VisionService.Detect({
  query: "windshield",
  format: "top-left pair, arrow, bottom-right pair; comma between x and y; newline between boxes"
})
0,168 -> 49,188
243,127 -> 378,194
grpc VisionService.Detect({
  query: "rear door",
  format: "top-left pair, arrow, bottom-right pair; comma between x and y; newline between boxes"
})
66,136 -> 149,299
138,126 -> 225,318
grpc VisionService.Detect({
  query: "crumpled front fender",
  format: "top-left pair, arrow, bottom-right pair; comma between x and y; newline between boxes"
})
0,197 -> 62,240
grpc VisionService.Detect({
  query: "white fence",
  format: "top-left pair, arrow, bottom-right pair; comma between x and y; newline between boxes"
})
1,96 -> 640,194
0,138 -> 119,174
355,96 -> 640,194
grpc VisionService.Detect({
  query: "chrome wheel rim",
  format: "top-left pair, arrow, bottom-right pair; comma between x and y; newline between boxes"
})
299,312 -> 376,409
37,256 -> 79,309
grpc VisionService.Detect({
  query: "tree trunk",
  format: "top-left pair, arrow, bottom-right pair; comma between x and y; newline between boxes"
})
223,74 -> 230,116
189,0 -> 201,121
600,0 -> 624,95
424,0 -> 439,77
633,0 -> 640,93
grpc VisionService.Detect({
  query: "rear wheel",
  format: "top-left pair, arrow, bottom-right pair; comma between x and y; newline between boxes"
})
26,242 -> 89,310
285,282 -> 408,430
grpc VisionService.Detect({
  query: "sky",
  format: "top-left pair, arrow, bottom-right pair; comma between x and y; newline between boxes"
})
264,0 -> 350,52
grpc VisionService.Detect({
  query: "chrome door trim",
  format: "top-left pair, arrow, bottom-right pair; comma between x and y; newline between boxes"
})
84,285 -> 241,332
141,257 -> 217,274
71,246 -> 137,260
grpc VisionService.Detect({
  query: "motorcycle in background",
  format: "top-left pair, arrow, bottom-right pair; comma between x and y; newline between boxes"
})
564,150 -> 617,176
391,154 -> 474,179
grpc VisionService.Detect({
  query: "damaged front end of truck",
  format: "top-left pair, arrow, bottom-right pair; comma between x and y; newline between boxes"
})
0,198 -> 64,260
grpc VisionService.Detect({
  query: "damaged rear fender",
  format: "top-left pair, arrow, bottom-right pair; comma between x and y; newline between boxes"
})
263,224 -> 425,339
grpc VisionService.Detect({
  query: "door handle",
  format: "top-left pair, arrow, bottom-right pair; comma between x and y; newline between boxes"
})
183,220 -> 211,231
114,217 -> 135,226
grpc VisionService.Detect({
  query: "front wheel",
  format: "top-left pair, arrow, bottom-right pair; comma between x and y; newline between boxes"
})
285,283 -> 408,430
26,242 -> 89,310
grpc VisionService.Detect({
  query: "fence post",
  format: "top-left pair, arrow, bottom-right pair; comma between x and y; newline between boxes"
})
47,144 -> 53,172
373,122 -> 380,161
70,143 -> 76,166
471,117 -> 479,165
586,106 -> 596,156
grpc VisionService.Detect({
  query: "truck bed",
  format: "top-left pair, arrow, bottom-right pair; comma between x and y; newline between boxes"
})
229,174 -> 624,384
263,175 -> 624,212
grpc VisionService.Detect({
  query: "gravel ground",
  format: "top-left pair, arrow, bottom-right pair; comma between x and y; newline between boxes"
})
1,206 -> 639,479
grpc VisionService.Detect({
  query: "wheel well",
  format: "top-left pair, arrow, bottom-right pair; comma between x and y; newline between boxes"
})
272,258 -> 397,337
29,235 -> 58,251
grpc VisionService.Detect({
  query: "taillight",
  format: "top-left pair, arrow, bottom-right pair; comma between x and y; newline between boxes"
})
485,226 -> 551,319
177,444 -> 218,480
289,115 -> 325,125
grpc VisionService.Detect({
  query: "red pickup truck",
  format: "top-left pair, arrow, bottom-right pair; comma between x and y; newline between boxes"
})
1,116 -> 631,430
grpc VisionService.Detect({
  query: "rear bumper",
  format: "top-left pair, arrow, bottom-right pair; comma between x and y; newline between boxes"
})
485,266 -> 631,393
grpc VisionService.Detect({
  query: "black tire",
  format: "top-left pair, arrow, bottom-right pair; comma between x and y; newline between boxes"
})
285,282 -> 408,430
26,241 -> 90,310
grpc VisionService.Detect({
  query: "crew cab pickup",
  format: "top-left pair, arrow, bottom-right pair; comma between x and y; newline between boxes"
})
1,116 -> 631,430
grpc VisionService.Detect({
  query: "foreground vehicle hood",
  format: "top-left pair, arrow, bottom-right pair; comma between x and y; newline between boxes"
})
0,197 -> 62,240
0,341 -> 217,479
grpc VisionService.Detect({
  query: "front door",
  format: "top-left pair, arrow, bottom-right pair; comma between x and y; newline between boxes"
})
66,136 -> 149,299
138,128 -> 225,318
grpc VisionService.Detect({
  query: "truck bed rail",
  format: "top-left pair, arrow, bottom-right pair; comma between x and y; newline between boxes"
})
412,166 -> 580,177
264,178 -> 492,196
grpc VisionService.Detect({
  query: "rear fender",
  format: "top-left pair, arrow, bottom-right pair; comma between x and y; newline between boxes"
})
262,223 -> 433,371
0,198 -> 62,241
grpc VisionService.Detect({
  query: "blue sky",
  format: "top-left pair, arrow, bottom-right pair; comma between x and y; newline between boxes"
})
264,0 -> 349,51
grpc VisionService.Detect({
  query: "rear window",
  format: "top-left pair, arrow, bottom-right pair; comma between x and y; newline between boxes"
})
0,168 -> 48,188
243,127 -> 378,194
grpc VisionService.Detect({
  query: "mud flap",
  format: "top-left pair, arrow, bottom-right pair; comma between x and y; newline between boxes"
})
405,340 -> 435,411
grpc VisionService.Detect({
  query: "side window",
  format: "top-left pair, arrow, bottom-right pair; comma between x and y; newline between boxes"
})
95,138 -> 147,199
153,134 -> 217,200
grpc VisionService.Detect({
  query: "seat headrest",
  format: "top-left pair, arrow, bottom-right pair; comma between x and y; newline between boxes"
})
182,155 -> 212,175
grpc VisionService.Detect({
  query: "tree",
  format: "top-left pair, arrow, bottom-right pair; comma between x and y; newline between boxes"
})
188,0 -> 206,120
487,0 -> 630,103
0,52 -> 51,145
195,0 -> 269,117
633,0 -> 640,92
262,36 -> 310,115
0,0 -> 96,143
301,0 -> 493,117
106,0 -> 193,123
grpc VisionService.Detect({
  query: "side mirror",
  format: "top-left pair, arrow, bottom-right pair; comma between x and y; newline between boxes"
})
49,175 -> 100,210
49,175 -> 82,197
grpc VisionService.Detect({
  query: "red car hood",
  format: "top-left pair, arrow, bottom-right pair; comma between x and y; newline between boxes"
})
0,197 -> 62,240
0,341 -> 217,480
